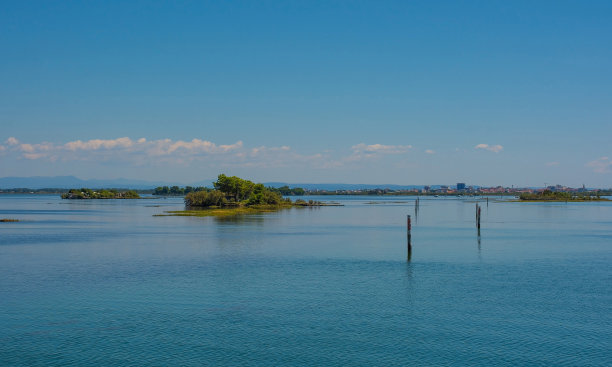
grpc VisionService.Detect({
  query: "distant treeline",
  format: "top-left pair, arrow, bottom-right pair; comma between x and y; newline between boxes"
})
153,186 -> 208,196
0,188 -> 154,194
519,190 -> 608,201
307,190 -> 477,196
154,184 -> 305,196
0,188 -> 69,194
62,188 -> 140,199
271,186 -> 305,196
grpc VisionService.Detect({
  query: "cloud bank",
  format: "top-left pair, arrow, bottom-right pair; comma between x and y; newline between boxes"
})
1,137 -> 421,171
5,137 -> 247,162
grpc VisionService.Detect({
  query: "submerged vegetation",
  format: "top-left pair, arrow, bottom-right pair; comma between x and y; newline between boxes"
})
61,188 -> 140,199
519,190 -> 608,201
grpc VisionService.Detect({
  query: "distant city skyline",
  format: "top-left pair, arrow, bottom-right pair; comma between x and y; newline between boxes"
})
1,1 -> 611,186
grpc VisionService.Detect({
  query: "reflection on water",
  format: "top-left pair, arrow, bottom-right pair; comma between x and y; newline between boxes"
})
213,213 -> 269,225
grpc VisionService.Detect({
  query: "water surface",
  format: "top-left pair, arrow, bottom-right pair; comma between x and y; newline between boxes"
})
1,195 -> 611,366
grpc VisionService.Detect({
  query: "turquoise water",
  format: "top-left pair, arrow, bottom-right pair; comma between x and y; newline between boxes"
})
1,195 -> 611,366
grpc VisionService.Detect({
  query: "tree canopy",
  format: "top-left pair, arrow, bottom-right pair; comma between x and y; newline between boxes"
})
185,174 -> 288,207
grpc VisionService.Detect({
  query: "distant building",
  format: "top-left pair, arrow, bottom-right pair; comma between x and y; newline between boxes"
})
457,183 -> 466,191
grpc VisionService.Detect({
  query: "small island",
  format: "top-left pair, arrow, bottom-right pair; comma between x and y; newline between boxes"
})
61,188 -> 140,199
158,174 -> 338,217
519,190 -> 608,202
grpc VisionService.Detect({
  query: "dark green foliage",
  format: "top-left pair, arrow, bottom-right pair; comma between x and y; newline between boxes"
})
245,184 -> 285,206
184,190 -> 227,207
294,199 -> 323,206
122,190 -> 140,199
187,174 -> 287,207
61,188 -> 140,199
214,174 -> 256,202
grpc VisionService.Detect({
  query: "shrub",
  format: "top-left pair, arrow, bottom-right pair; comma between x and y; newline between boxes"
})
185,190 -> 227,207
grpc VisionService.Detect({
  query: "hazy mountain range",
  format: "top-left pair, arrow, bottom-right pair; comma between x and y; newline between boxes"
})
0,176 -> 432,191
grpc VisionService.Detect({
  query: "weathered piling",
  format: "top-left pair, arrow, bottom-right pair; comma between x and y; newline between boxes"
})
477,206 -> 481,229
407,214 -> 412,262
407,236 -> 412,262
407,214 -> 412,232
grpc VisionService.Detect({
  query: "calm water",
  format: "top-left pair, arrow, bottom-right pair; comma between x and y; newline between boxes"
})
1,195 -> 611,366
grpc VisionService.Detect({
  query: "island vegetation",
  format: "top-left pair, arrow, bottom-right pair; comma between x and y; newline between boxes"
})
156,174 -> 337,217
185,174 -> 292,207
519,190 -> 608,201
61,188 -> 140,199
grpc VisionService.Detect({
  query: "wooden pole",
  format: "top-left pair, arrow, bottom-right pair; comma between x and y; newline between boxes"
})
407,214 -> 412,262
407,236 -> 412,262
477,206 -> 481,229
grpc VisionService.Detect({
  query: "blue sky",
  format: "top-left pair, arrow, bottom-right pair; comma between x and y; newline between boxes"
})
1,1 -> 611,186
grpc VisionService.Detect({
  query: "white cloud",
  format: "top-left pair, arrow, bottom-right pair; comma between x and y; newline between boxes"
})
425,149 -> 435,154
6,137 -> 19,146
0,137 -> 418,171
64,137 -> 135,151
2,137 -> 319,169
586,157 -> 612,173
218,141 -> 244,152
352,143 -> 412,155
19,143 -> 35,153
546,161 -> 560,166
19,142 -> 53,154
4,137 -> 246,162
147,139 -> 243,156
475,144 -> 503,153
